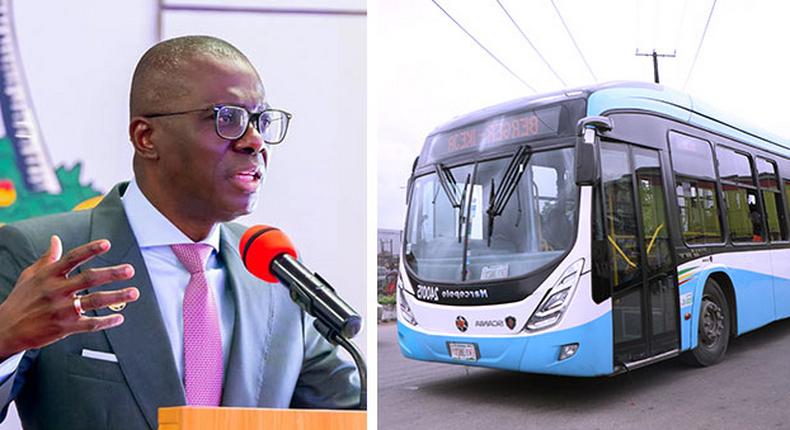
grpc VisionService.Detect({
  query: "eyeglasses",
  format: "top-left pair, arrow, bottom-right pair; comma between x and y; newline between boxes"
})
143,105 -> 292,144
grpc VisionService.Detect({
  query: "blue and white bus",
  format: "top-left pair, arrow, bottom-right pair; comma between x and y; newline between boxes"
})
397,81 -> 790,376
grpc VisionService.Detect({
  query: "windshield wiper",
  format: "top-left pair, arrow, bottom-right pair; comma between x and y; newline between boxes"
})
457,173 -> 471,243
487,146 -> 531,245
433,164 -> 472,242
433,163 -> 462,208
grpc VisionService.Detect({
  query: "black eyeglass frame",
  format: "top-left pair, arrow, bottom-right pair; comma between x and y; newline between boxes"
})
142,104 -> 293,144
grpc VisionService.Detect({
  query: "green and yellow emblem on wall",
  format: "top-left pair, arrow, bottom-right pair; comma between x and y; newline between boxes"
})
0,0 -> 100,225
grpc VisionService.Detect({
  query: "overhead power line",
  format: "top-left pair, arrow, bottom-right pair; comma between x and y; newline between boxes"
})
549,0 -> 597,82
673,0 -> 691,51
431,0 -> 536,92
495,0 -> 567,87
683,0 -> 717,89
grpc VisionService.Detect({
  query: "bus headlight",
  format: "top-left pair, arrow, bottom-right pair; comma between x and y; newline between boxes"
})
397,276 -> 419,326
525,258 -> 584,331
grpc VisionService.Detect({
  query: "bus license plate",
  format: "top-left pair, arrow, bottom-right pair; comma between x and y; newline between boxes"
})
448,342 -> 479,361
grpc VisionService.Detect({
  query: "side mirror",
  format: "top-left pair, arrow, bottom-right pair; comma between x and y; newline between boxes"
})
574,116 -> 612,186
575,134 -> 597,186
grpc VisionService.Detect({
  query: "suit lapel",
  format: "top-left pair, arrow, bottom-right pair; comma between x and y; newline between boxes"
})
83,183 -> 185,430
218,225 -> 274,407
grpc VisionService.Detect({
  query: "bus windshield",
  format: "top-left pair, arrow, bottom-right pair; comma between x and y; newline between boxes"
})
405,146 -> 577,283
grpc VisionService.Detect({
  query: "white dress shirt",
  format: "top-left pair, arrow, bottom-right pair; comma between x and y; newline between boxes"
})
0,180 -> 236,387
0,353 -> 21,385
121,179 -> 235,382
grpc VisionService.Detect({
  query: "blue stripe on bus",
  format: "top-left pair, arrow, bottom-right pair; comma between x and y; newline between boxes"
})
399,267 -> 790,374
722,267 -> 775,334
587,85 -> 790,157
587,86 -> 693,124
681,266 -> 790,349
397,313 -> 613,377
680,265 -> 790,351
679,278 -> 696,352
774,271 -> 790,320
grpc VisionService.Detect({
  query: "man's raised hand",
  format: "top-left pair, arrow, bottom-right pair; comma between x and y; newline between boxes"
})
0,236 -> 139,360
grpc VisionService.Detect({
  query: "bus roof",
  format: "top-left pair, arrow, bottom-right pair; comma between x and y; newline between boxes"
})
429,81 -> 790,158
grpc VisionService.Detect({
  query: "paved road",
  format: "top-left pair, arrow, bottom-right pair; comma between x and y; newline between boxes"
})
378,319 -> 790,430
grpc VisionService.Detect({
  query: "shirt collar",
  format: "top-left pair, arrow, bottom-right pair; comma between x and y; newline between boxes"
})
121,179 -> 220,252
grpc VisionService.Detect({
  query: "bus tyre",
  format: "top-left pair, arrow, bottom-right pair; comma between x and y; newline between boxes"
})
685,278 -> 730,367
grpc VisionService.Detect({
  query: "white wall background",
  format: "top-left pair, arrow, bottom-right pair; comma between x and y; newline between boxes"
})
2,0 -> 365,428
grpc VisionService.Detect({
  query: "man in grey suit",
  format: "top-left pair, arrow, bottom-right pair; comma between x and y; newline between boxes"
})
0,36 -> 360,429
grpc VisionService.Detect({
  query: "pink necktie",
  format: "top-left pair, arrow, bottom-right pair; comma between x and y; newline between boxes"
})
171,243 -> 223,406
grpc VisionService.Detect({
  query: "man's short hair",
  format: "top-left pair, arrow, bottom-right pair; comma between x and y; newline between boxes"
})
129,35 -> 255,118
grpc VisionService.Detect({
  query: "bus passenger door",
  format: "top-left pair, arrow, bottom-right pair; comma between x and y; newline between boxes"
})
599,141 -> 680,365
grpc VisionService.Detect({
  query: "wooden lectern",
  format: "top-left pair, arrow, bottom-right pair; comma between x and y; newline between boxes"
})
158,406 -> 366,430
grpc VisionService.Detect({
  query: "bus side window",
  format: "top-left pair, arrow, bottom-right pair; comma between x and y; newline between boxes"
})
780,159 -> 790,237
600,142 -> 642,289
716,146 -> 763,243
755,157 -> 787,241
784,176 -> 790,236
668,132 -> 723,245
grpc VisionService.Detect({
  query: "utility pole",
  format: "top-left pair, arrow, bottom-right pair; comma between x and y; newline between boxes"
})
635,49 -> 676,84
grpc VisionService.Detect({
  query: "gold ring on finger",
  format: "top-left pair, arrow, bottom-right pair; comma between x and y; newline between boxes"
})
73,297 -> 85,316
108,303 -> 126,312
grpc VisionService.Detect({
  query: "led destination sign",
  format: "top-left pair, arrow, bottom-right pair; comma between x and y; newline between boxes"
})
425,105 -> 563,163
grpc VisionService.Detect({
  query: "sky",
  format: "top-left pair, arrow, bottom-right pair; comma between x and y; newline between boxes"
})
377,0 -> 790,230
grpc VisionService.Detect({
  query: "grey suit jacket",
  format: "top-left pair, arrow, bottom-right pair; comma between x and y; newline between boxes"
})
0,183 -> 360,429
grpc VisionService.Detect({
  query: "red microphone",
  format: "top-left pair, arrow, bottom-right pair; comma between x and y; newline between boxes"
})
239,225 -> 362,340
240,225 -> 298,283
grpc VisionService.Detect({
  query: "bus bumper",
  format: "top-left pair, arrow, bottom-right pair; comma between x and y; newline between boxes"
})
397,313 -> 613,377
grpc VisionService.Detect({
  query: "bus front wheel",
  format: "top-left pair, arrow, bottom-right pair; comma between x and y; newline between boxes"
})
684,278 -> 730,366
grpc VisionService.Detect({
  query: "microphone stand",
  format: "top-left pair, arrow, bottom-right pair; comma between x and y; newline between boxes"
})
270,257 -> 367,410
314,319 -> 367,411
